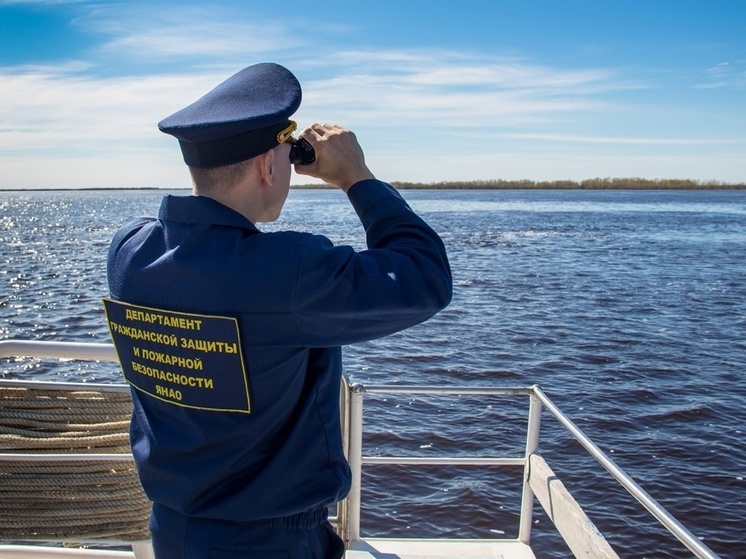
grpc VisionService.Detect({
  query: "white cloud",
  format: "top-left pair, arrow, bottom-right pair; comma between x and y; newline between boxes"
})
0,2 -> 743,187
0,65 -> 227,153
3,53 -> 741,188
295,51 -> 629,129
0,2 -> 639,142
101,21 -> 300,61
0,47 -> 632,160
501,133 -> 743,146
73,4 -> 304,63
694,60 -> 746,89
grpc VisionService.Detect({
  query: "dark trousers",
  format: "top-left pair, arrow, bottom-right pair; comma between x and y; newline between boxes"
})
149,503 -> 345,559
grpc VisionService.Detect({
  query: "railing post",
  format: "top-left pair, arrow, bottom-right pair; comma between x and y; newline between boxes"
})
335,376 -> 351,542
518,387 -> 542,544
345,383 -> 365,545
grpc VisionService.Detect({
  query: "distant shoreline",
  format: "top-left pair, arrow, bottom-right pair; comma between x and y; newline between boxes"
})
311,178 -> 746,190
1,178 -> 745,192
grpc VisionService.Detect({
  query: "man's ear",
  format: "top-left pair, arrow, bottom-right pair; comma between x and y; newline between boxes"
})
258,149 -> 275,185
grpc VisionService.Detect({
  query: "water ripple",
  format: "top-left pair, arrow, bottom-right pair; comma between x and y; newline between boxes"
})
2,189 -> 745,558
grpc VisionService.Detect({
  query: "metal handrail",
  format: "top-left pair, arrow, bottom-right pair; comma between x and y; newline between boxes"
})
1,340 -> 723,559
0,378 -> 131,392
341,384 -> 538,544
532,386 -> 720,559
343,382 -> 722,559
0,340 -> 119,362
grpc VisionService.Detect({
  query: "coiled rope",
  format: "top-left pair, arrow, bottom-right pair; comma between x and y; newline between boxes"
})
0,386 -> 151,542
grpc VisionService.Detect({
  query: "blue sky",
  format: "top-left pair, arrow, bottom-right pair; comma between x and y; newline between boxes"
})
1,0 -> 744,189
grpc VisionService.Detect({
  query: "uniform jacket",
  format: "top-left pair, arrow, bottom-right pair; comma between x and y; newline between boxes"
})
106,179 -> 452,522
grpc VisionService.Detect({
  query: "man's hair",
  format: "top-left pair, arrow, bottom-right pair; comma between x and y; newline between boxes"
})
189,157 -> 257,193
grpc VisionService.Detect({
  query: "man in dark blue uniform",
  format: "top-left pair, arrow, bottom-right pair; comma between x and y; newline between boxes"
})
105,63 -> 451,559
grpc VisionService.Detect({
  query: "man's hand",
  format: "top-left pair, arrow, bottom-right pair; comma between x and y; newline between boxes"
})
293,124 -> 375,192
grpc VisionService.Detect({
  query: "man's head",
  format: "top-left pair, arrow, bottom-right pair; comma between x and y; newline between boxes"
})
158,63 -> 302,169
158,63 -> 301,222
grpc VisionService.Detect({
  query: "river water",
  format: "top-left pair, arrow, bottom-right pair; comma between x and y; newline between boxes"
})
1,188 -> 744,558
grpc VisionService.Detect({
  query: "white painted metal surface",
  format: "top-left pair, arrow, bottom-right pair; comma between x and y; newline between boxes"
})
0,340 -> 723,559
347,539 -> 537,559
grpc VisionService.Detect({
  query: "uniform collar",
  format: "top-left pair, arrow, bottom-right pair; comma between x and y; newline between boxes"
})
158,194 -> 260,231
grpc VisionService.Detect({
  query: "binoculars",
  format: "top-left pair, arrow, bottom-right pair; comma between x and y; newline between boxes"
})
289,138 -> 316,166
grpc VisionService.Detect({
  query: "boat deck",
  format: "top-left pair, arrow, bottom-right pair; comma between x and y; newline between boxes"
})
0,539 -> 536,559
347,538 -> 536,559
0,541 -> 534,559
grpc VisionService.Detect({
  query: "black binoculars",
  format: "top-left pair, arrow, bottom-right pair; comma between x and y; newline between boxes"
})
289,138 -> 316,166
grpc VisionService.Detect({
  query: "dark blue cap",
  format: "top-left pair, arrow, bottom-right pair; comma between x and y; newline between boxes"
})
158,63 -> 302,168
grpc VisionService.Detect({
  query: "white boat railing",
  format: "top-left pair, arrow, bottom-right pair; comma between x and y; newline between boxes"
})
0,340 -> 723,559
339,381 -> 723,559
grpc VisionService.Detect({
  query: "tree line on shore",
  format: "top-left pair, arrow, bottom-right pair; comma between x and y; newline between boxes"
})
294,178 -> 745,190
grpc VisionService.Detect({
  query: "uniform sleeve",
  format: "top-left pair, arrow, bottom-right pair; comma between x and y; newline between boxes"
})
293,179 -> 452,346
